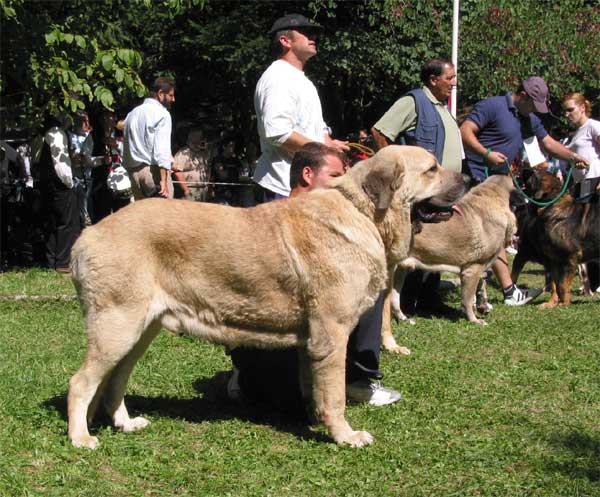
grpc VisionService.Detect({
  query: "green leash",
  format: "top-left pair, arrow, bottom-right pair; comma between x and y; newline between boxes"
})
484,161 -> 573,207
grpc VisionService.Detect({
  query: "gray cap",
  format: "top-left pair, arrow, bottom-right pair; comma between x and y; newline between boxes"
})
269,14 -> 323,34
522,76 -> 549,114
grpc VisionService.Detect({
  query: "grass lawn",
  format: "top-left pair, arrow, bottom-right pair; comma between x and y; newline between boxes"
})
0,265 -> 598,497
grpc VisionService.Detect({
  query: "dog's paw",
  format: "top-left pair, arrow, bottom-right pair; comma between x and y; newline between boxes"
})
119,416 -> 151,433
473,318 -> 488,325
390,345 -> 411,355
71,435 -> 99,450
341,430 -> 374,448
392,312 -> 416,325
538,302 -> 557,310
383,337 -> 411,355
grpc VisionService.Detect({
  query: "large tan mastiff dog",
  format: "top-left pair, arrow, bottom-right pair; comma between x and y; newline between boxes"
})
382,174 -> 517,353
67,146 -> 465,449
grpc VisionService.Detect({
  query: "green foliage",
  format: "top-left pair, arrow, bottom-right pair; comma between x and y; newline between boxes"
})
1,0 -> 598,134
1,0 -> 147,129
459,0 -> 600,108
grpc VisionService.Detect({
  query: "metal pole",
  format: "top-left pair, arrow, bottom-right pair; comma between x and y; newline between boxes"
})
451,0 -> 460,118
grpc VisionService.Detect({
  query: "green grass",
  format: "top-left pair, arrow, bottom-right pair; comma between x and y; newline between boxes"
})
0,265 -> 599,497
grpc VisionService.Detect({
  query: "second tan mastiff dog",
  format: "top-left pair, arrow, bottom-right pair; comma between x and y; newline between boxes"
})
382,174 -> 517,353
67,146 -> 465,449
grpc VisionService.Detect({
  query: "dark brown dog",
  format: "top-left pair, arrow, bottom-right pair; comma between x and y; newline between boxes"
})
511,171 -> 599,308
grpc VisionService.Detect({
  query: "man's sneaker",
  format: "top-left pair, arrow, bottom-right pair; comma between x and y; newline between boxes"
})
227,368 -> 245,402
346,380 -> 402,406
503,286 -> 543,306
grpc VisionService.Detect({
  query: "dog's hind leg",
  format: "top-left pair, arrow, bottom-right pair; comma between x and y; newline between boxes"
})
475,277 -> 493,314
68,354 -> 116,449
307,316 -> 373,448
68,306 -> 154,449
103,320 -> 162,433
461,265 -> 487,325
381,289 -> 412,355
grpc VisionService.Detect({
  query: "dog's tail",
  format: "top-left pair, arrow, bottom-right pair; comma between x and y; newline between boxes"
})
69,231 -> 100,320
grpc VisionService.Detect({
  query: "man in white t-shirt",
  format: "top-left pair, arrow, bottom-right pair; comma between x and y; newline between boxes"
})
253,13 -> 349,200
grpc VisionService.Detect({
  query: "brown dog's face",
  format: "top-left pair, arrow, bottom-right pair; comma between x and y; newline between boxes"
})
527,170 -> 562,200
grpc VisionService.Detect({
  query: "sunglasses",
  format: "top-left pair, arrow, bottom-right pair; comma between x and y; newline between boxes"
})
562,107 -> 576,113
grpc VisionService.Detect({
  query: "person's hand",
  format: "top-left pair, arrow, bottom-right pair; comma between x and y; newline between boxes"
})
532,162 -> 549,171
485,150 -> 508,165
570,154 -> 589,169
328,139 -> 350,152
158,177 -> 169,198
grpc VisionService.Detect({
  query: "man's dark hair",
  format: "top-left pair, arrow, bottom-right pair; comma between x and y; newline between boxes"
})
270,29 -> 294,59
289,142 -> 345,189
148,76 -> 176,98
420,58 -> 453,86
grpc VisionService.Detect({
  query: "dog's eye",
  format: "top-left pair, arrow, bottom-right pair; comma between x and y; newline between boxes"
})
427,165 -> 438,174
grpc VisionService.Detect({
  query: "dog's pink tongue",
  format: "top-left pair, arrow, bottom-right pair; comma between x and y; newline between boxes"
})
452,204 -> 463,216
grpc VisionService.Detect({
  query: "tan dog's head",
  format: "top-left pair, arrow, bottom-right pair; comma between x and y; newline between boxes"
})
330,145 -> 466,261
333,145 -> 465,215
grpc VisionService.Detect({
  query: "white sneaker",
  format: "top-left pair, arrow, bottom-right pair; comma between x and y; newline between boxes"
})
346,380 -> 402,406
227,368 -> 245,402
504,286 -> 542,306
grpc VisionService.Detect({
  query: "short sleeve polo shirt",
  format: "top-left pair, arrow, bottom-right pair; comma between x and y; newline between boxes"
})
465,93 -> 548,178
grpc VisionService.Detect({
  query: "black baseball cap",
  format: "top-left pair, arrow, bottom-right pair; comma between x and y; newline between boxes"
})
269,14 -> 323,34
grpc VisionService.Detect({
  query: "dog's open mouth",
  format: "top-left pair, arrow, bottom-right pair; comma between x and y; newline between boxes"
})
412,201 -> 462,223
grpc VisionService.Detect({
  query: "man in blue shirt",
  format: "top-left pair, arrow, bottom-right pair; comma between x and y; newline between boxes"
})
461,76 -> 588,305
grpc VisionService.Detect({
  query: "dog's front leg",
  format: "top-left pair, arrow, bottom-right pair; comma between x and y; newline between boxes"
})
540,279 -> 560,309
556,262 -> 577,306
307,318 -> 373,448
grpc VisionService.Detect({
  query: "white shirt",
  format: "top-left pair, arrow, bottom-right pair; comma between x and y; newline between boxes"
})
568,118 -> 600,182
253,60 -> 328,196
45,127 -> 73,188
123,98 -> 173,170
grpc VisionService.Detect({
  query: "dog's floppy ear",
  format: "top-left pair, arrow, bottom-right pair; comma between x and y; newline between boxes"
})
362,155 -> 405,211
